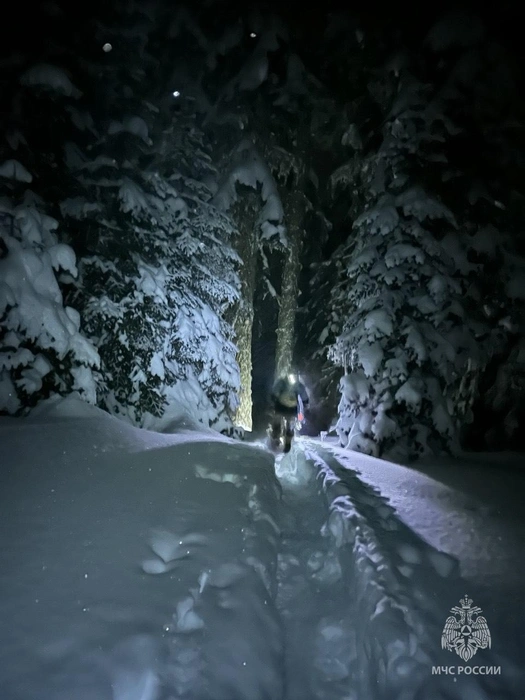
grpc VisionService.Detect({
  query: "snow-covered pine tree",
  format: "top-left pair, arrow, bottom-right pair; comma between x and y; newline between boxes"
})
0,46 -> 100,414
328,54 -> 484,459
153,110 -> 242,432
60,3 -> 241,429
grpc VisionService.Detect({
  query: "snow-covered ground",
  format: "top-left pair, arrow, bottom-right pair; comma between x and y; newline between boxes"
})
301,438 -> 525,699
1,399 -> 523,699
316,440 -> 525,598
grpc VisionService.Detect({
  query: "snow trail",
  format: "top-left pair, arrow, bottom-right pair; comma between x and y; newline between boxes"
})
274,447 -> 355,699
272,438 -> 521,700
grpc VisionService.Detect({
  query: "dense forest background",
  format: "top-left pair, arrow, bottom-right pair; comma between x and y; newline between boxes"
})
1,0 -> 524,460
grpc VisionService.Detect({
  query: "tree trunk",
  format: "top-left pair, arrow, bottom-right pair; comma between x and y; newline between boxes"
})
275,191 -> 305,379
233,303 -> 255,430
231,194 -> 259,430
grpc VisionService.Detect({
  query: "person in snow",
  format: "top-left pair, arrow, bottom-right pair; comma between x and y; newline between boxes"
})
269,373 -> 309,452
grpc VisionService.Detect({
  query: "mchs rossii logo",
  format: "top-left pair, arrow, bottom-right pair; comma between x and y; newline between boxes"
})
441,595 -> 491,662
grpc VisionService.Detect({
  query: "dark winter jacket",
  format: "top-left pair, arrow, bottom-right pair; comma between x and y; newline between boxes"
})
271,376 -> 309,414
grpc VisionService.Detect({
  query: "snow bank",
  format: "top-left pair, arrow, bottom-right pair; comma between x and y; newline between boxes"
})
0,397 -> 285,700
298,439 -> 520,700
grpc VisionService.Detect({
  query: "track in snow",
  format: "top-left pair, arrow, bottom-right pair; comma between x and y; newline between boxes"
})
275,449 -> 355,700
272,439 -> 519,700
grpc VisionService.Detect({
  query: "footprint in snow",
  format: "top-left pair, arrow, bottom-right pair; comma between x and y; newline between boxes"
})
141,529 -> 208,574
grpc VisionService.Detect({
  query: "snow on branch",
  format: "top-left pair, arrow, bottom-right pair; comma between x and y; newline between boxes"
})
20,63 -> 82,98
0,160 -> 33,183
108,116 -> 152,145
213,139 -> 286,245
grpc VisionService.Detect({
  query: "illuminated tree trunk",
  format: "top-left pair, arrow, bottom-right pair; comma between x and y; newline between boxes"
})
233,296 -> 255,430
231,193 -> 259,430
275,191 -> 306,379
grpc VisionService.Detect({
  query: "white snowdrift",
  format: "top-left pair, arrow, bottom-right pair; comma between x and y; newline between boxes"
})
0,397 -> 284,700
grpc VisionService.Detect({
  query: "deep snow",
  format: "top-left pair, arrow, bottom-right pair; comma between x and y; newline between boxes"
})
0,398 -> 523,699
315,439 -> 525,649
1,398 -> 283,700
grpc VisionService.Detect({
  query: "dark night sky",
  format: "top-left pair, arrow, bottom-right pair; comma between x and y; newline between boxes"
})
3,1 -> 525,79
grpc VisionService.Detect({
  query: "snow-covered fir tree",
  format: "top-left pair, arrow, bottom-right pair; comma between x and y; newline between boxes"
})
326,48 -> 488,459
309,9 -> 525,458
59,3 -> 241,429
0,45 -> 99,414
0,1 -> 242,429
